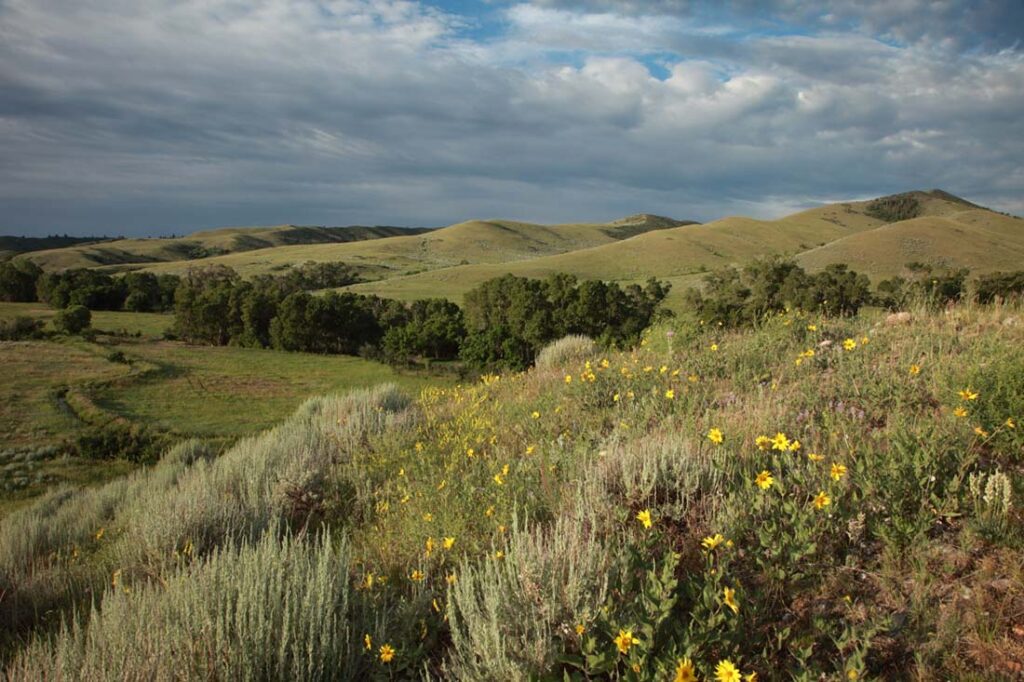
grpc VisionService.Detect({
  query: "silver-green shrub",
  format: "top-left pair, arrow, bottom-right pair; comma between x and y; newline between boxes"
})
7,531 -> 355,681
534,335 -> 596,371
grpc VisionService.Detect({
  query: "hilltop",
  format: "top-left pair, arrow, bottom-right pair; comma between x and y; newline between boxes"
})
19,225 -> 432,271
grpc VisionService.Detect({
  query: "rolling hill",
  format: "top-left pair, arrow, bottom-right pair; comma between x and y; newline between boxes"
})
120,214 -> 696,280
19,225 -> 433,271
344,189 -> 1019,306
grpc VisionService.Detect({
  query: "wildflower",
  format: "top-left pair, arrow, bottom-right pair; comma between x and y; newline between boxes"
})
808,452 -> 824,462
576,623 -> 586,636
674,658 -> 698,682
425,537 -> 435,555
485,505 -> 494,517
526,445 -> 536,455
813,491 -> 831,510
1007,417 -> 1016,429
723,587 -> 739,614
410,570 -> 425,582
847,670 -> 859,680
702,534 -> 725,551
443,536 -> 455,550
636,509 -> 653,529
755,435 -> 771,450
423,512 -> 433,522
502,463 -> 509,476
909,364 -> 921,375
565,375 -> 572,384
665,389 -> 675,400
94,527 -> 105,541
707,427 -> 724,444
807,324 -> 817,331
715,659 -> 741,682
415,441 -> 424,452
613,629 -> 640,654
660,365 -> 669,374
379,644 -> 395,663
710,343 -> 719,352
843,338 -> 857,351
953,406 -> 968,418
494,550 -> 504,559
432,598 -> 441,613
361,573 -> 375,590
754,470 -> 774,490
613,393 -> 621,402
959,388 -> 979,401
364,634 -> 372,651
601,358 -> 610,368
771,432 -> 790,451
974,426 -> 990,438
437,479 -> 446,491
830,463 -> 847,481
531,411 -> 540,419
643,365 -> 653,373
788,439 -> 801,452
493,473 -> 504,485
466,447 -> 474,458
111,569 -> 122,588
688,374 -> 699,383
745,674 -> 758,682
446,573 -> 457,585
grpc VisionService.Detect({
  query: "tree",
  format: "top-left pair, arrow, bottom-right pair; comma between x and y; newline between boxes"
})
0,259 -> 42,302
54,305 -> 91,334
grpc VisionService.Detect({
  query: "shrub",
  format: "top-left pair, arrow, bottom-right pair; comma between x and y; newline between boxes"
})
8,532 -> 359,681
74,421 -> 167,463
53,305 -> 91,335
974,270 -> 1024,304
865,192 -> 921,222
0,316 -> 43,341
535,335 -> 596,371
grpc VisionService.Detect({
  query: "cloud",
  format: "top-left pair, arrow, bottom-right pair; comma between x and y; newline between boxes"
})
0,0 -> 1022,235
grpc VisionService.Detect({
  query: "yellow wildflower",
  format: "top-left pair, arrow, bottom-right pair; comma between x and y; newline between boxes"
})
755,435 -> 771,450
707,427 -> 724,444
493,473 -> 504,485
410,570 -> 425,582
974,426 -> 990,438
665,389 -> 675,400
485,505 -> 494,517
526,445 -> 536,455
425,537 -> 435,555
674,658 -> 698,682
565,374 -> 572,384
494,550 -> 504,559
443,536 -> 455,550
613,629 -> 640,654
745,673 -> 758,682
771,432 -> 790,451
364,633 -> 372,650
446,573 -> 457,585
531,411 -> 540,419
953,406 -> 968,418
94,527 -> 105,541
575,623 -> 586,636
1006,417 -> 1016,429
788,439 -> 801,452
754,471 -> 774,490
414,441 -> 424,452
723,587 -> 739,614
715,659 -> 741,682
379,644 -> 395,663
842,338 -> 857,351
909,364 -> 921,375
807,324 -> 817,331
613,392 -> 621,402
636,509 -> 653,529
830,463 -> 847,481
813,491 -> 831,510
808,451 -> 824,462
959,388 -> 979,401
702,534 -> 725,551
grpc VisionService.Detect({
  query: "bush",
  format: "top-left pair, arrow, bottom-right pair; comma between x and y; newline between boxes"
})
535,335 -> 597,371
53,305 -> 92,335
0,316 -> 43,340
865,192 -> 921,222
75,421 -> 167,463
974,270 -> 1024,304
0,260 -> 42,302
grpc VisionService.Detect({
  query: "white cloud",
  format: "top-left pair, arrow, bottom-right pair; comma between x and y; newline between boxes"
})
0,0 -> 1021,234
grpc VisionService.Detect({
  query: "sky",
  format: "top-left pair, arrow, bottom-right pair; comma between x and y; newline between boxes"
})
1,0 -> 1022,236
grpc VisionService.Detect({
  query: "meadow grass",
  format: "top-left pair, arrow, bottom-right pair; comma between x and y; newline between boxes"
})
0,301 -> 171,337
2,300 -> 1022,679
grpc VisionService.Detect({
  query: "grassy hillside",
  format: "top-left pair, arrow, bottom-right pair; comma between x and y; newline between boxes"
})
0,235 -> 112,261
2,300 -> 1021,679
21,225 -> 432,271
344,191 -> 1021,307
128,214 -> 695,281
797,209 -> 1024,279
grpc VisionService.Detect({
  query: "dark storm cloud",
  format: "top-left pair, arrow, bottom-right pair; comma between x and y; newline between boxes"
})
0,0 -> 1022,236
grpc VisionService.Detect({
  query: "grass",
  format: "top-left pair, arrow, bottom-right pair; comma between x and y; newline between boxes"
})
2,299 -> 1021,679
0,302 -> 171,337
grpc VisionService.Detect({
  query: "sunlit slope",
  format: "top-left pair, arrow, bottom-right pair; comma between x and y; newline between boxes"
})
345,202 -> 892,302
797,210 -> 1024,279
130,215 -> 693,279
22,225 -> 430,270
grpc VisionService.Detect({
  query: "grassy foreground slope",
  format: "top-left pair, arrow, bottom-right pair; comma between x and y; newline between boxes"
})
21,225 -> 431,271
2,301 -> 1022,679
130,214 -> 695,280
346,190 -> 1016,307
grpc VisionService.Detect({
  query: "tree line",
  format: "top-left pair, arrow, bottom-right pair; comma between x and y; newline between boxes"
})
686,258 -> 1024,327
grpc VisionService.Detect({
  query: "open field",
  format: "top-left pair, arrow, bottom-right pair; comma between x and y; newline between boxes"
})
2,300 -> 1021,679
0,302 -> 171,337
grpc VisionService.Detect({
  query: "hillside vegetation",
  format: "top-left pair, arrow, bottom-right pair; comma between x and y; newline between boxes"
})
21,225 -> 432,271
2,300 -> 1022,679
343,190 -> 1022,309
